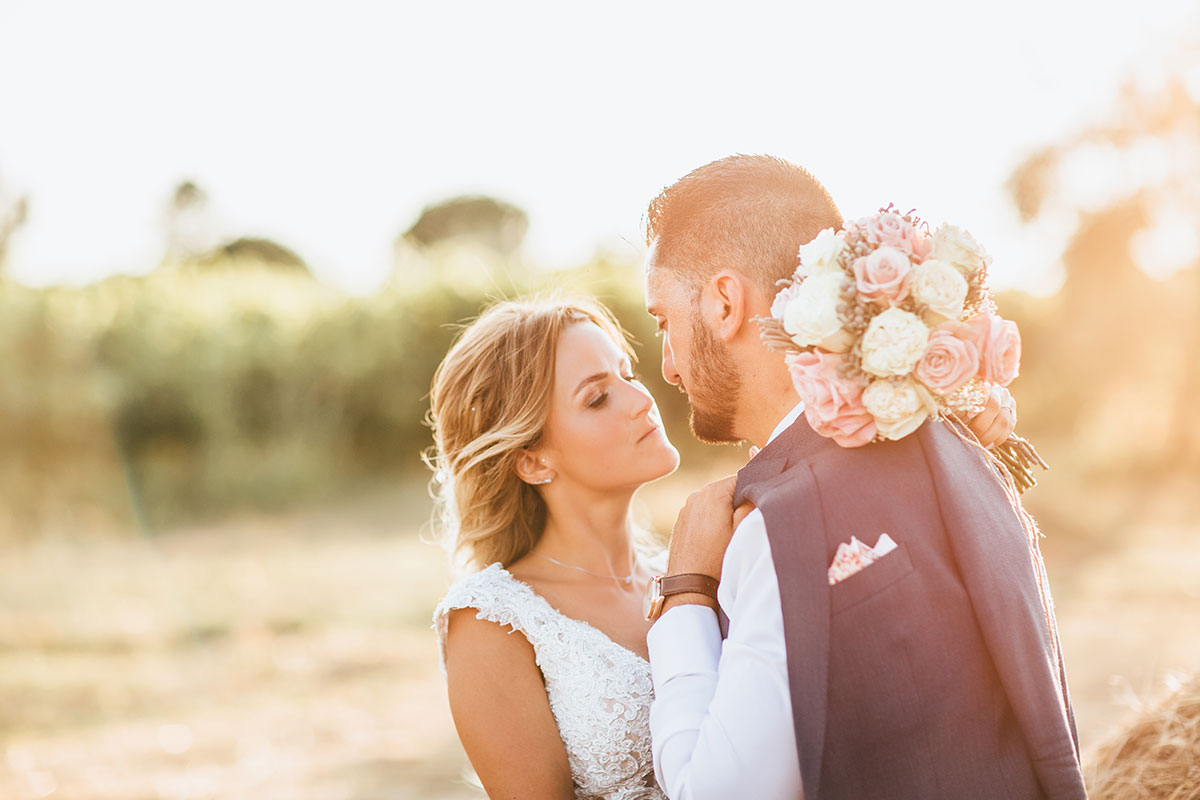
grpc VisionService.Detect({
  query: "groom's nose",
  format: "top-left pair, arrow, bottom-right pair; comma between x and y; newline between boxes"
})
661,336 -> 681,386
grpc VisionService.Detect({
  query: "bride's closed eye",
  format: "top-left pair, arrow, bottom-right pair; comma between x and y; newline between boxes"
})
586,369 -> 640,409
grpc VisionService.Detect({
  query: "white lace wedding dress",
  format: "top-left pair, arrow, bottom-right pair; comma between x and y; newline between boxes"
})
434,563 -> 665,800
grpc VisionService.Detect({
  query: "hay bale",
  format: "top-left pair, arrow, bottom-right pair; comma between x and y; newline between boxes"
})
1087,675 -> 1200,799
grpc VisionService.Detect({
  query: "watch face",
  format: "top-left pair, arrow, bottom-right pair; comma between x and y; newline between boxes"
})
643,576 -> 663,621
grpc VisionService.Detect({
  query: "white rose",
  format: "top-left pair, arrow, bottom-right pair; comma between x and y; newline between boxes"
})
862,378 -> 930,441
782,274 -> 853,352
860,307 -> 930,377
911,259 -> 968,323
930,223 -> 990,277
770,280 -> 802,321
796,228 -> 846,278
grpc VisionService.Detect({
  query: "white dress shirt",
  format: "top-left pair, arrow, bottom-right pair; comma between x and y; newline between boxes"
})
648,404 -> 805,800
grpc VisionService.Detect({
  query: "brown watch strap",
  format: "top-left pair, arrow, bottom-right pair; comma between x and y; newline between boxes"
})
660,573 -> 719,599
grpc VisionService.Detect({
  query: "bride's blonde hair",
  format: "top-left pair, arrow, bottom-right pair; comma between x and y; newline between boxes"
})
425,296 -> 634,570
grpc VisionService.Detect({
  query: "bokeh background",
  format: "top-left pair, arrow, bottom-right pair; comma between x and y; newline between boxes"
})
2,2 -> 1200,798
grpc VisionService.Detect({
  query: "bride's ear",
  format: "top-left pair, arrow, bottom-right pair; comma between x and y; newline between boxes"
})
514,449 -> 555,486
702,271 -> 749,343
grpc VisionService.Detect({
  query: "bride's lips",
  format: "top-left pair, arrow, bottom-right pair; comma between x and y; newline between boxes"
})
638,424 -> 661,443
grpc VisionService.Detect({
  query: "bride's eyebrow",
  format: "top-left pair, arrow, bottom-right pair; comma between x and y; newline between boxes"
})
573,371 -> 610,397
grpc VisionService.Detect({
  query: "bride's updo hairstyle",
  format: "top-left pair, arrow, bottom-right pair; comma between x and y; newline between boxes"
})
426,296 -> 634,570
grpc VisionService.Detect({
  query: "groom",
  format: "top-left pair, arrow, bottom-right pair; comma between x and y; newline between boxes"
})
642,155 -> 1087,799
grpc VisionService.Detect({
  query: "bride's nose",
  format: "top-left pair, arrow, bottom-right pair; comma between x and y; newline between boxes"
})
628,380 -> 654,418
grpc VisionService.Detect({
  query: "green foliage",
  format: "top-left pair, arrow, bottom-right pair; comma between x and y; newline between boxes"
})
0,256 -> 716,535
12,241 -> 1190,540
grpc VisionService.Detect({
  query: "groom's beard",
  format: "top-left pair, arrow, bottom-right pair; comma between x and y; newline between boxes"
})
684,315 -> 741,444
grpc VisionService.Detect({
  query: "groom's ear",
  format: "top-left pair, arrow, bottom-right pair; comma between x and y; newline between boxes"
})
701,271 -> 750,343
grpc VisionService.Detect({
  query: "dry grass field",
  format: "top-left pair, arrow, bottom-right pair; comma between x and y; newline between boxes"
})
1,468 -> 1198,799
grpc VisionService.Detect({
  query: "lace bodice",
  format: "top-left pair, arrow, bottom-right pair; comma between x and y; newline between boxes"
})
433,563 -> 664,800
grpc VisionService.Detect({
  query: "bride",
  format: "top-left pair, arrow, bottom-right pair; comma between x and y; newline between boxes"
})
429,295 -> 1014,799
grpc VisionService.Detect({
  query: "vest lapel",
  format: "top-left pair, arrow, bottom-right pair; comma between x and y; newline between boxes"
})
734,414 -> 826,506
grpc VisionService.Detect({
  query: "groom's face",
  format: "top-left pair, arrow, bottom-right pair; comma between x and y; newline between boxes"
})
644,246 -> 740,443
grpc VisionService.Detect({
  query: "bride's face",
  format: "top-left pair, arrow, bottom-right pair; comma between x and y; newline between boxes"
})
533,322 -> 679,492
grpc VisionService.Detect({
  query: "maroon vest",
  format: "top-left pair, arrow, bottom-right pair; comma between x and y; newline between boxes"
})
732,417 -> 1085,800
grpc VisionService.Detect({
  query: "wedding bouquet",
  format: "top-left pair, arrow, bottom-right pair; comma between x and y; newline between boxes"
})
758,206 -> 1046,492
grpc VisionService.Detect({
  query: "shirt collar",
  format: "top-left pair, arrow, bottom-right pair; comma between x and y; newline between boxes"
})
766,402 -> 805,446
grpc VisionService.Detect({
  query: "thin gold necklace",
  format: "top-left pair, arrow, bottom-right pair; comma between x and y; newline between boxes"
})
533,553 -> 635,585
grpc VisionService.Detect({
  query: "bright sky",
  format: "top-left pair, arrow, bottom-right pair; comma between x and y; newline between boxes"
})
1,0 -> 1196,295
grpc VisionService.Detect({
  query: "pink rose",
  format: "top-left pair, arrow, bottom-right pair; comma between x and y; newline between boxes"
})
962,315 -> 991,351
911,229 -> 933,261
915,322 -> 981,395
971,314 -> 1021,386
853,246 -> 912,306
866,212 -> 917,253
787,351 -> 877,447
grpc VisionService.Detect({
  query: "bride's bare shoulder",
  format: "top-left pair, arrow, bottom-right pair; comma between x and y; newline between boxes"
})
437,566 -> 539,673
443,605 -> 536,666
442,591 -> 571,797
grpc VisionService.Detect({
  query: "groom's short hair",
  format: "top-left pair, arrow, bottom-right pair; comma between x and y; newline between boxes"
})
644,154 -> 843,297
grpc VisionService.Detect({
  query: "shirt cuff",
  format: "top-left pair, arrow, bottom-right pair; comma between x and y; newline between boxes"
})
647,603 -> 722,687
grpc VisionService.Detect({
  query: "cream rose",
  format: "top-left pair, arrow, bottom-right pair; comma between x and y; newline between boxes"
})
930,223 -> 990,277
860,307 -> 930,377
797,228 -> 846,278
770,280 -> 802,321
782,274 -> 854,352
862,378 -> 930,441
911,259 -> 968,323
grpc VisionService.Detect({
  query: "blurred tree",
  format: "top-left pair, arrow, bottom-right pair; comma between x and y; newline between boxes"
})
161,179 -> 311,276
162,179 -> 215,264
401,195 -> 529,256
1006,34 -> 1200,470
200,237 -> 311,275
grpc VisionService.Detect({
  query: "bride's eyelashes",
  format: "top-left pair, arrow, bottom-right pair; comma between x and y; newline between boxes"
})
585,372 -> 641,409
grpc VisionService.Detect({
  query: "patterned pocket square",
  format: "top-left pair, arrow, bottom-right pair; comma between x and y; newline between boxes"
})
827,533 -> 898,586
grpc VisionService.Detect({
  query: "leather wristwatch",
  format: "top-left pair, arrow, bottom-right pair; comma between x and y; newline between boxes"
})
643,573 -> 720,622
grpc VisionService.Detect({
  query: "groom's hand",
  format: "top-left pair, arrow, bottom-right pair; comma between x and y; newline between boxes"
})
968,385 -> 1018,449
664,475 -> 755,614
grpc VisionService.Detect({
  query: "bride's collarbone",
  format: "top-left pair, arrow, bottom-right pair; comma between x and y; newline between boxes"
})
509,569 -> 652,659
